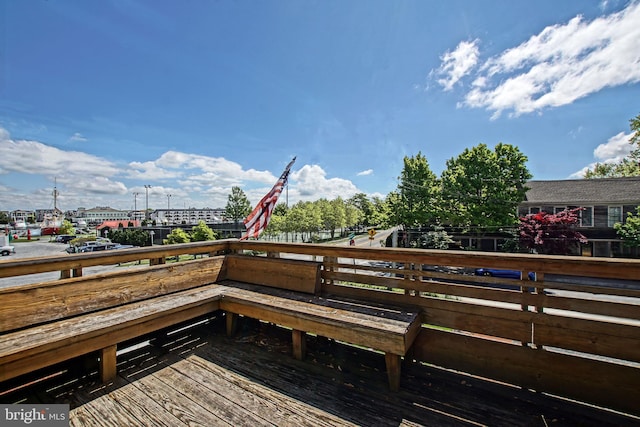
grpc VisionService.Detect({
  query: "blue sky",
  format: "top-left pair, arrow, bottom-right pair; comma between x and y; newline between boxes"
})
1,0 -> 639,212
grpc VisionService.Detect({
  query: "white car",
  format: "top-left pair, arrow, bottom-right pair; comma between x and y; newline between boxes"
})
1,245 -> 15,256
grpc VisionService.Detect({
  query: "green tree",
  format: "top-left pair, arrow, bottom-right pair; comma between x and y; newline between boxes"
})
614,206 -> 640,255
0,212 -> 10,224
318,198 -> 346,238
109,228 -> 150,247
349,193 -> 374,228
190,220 -> 217,241
413,226 -> 454,250
164,228 -> 191,244
225,186 -> 252,228
585,113 -> 640,178
389,152 -> 440,230
59,219 -> 75,235
441,143 -> 531,230
263,213 -> 284,239
344,203 -> 362,231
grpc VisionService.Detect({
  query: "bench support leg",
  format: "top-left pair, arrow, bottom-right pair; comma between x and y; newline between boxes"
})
385,353 -> 401,392
100,345 -> 117,383
292,330 -> 306,360
226,312 -> 238,336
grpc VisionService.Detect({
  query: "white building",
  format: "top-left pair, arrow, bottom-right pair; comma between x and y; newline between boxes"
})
152,208 -> 226,225
77,206 -> 131,225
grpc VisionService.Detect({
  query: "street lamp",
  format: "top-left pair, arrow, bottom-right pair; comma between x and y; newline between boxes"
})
166,194 -> 172,225
144,185 -> 152,221
133,192 -> 140,222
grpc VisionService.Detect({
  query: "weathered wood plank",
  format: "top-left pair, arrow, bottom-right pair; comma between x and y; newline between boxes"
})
154,364 -> 276,426
0,285 -> 225,381
535,320 -> 640,362
0,240 -> 232,279
0,256 -> 226,333
181,355 -> 359,427
412,327 -> 640,416
225,255 -> 321,294
542,294 -> 640,321
220,285 -> 419,356
131,371 -> 233,426
104,382 -> 189,427
422,305 -> 531,343
70,393 -> 148,427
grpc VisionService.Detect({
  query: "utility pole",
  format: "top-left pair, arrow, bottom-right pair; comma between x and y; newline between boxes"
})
144,185 -> 152,221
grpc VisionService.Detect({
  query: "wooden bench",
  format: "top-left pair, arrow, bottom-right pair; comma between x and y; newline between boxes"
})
219,255 -> 421,391
0,256 -> 227,383
1,254 -> 420,391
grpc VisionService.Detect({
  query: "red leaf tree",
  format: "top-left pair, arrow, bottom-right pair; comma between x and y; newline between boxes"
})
518,208 -> 588,255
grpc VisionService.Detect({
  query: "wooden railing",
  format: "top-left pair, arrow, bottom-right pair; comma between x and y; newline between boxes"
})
1,239 -> 639,415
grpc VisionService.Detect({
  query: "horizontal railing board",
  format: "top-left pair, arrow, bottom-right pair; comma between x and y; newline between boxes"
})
532,312 -> 640,340
421,306 -> 531,343
325,270 -> 541,306
412,328 -> 639,416
228,241 -> 640,280
322,283 -> 417,307
0,240 -> 232,278
541,294 -> 640,321
535,323 -> 640,363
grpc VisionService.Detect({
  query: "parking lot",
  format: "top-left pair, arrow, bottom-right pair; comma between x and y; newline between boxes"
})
0,239 -> 122,288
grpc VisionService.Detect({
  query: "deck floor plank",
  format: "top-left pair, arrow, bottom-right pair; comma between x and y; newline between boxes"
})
131,372 -> 233,426
179,355 -> 357,427
154,362 -> 277,427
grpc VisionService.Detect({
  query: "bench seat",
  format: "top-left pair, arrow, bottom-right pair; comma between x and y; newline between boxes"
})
0,284 -> 226,383
219,280 -> 421,390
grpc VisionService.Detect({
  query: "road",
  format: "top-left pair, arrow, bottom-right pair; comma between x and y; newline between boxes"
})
0,240 -> 130,288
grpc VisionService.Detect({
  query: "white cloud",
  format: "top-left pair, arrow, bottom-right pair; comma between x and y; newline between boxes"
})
593,131 -> 634,162
433,39 -> 480,91
0,127 -> 121,179
290,164 -> 359,201
0,127 -> 362,210
69,132 -> 87,142
357,169 -> 373,176
154,151 -> 276,185
570,131 -> 634,177
435,2 -> 640,118
127,160 -> 183,180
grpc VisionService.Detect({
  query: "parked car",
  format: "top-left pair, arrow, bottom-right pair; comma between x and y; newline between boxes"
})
475,268 -> 536,281
55,235 -> 76,243
1,245 -> 15,256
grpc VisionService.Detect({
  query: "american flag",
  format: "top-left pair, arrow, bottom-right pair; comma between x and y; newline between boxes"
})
241,157 -> 296,240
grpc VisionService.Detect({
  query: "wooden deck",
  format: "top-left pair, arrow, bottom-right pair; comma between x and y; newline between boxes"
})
2,314 -> 637,427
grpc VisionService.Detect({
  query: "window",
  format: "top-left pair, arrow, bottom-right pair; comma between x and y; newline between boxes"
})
580,206 -> 593,227
529,207 -> 540,214
554,206 -> 566,214
608,206 -> 623,227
